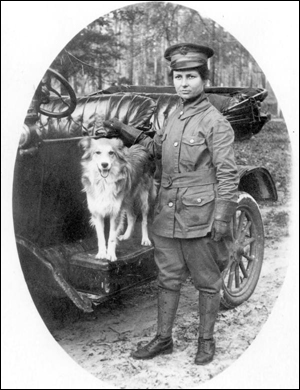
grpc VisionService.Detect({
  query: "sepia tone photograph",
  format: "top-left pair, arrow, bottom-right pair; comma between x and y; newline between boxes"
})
2,1 -> 299,389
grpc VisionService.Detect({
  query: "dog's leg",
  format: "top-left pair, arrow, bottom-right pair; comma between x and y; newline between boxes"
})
93,215 -> 107,259
140,190 -> 152,246
106,215 -> 119,262
118,210 -> 136,241
115,210 -> 126,237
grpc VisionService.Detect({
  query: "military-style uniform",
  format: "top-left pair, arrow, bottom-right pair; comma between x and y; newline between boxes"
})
104,42 -> 240,364
152,92 -> 238,239
140,92 -> 239,293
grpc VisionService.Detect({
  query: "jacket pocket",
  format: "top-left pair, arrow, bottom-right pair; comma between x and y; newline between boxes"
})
180,137 -> 207,171
181,190 -> 215,228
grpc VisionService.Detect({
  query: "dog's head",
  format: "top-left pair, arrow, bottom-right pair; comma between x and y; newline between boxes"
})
79,137 -> 125,178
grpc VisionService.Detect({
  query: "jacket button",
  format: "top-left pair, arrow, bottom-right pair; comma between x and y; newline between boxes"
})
168,202 -> 174,207
190,139 -> 195,144
174,142 -> 178,147
197,198 -> 202,203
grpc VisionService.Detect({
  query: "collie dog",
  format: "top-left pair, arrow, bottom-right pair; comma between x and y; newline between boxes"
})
79,137 -> 156,261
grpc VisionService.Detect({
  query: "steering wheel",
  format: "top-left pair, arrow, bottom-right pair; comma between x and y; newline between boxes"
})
37,68 -> 77,118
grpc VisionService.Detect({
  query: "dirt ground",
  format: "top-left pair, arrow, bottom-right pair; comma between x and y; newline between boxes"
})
32,119 -> 293,389
43,226 -> 290,389
35,198 -> 290,390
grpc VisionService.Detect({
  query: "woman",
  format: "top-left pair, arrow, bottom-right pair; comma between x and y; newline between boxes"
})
104,43 -> 239,365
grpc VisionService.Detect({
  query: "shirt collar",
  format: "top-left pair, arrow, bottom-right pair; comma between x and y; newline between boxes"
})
179,91 -> 211,119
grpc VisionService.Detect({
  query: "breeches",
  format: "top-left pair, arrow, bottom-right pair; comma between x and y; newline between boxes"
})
153,233 -> 229,294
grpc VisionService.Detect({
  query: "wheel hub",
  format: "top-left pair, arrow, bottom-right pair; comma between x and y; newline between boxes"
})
230,239 -> 245,263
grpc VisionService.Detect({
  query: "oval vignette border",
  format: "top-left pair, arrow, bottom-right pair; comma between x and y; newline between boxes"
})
2,1 -> 299,389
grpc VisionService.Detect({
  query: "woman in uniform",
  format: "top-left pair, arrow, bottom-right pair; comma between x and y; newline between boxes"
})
104,43 -> 239,365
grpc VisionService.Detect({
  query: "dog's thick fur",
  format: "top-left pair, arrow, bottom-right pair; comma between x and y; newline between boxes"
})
80,137 -> 156,261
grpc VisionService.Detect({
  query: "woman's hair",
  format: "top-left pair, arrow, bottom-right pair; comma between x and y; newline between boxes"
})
169,64 -> 210,81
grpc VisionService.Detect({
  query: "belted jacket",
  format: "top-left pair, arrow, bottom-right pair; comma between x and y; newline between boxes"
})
140,92 -> 239,239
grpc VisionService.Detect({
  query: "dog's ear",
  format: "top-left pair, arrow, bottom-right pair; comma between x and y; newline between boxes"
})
79,137 -> 93,151
112,139 -> 127,163
79,137 -> 95,160
110,138 -> 124,150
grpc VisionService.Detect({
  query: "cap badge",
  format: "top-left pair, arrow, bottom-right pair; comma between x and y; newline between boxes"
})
179,46 -> 189,56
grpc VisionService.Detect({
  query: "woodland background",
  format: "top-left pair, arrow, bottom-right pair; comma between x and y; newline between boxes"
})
50,2 -> 273,98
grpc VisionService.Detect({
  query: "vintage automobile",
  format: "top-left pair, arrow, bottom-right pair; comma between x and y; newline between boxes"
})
14,68 -> 277,314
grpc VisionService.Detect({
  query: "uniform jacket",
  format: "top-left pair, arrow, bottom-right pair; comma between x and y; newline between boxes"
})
141,92 -> 239,239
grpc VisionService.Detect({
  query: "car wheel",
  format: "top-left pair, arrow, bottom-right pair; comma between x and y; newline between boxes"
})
221,191 -> 264,309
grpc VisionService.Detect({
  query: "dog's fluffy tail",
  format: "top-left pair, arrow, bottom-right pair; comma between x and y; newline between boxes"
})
129,144 -> 159,199
126,144 -> 150,170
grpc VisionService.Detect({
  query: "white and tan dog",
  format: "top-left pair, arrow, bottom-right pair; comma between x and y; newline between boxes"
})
79,137 -> 156,261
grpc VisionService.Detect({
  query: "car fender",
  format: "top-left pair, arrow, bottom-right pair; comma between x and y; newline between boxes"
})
238,165 -> 278,201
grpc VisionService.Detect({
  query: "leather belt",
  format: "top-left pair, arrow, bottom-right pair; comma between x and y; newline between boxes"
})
161,168 -> 217,188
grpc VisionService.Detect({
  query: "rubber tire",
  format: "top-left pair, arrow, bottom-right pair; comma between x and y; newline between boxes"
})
221,192 -> 264,309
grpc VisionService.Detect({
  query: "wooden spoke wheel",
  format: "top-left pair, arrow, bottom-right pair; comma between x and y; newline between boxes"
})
221,192 -> 265,309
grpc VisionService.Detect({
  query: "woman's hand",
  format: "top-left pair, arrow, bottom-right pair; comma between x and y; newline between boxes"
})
103,118 -> 123,132
212,199 -> 237,241
211,220 -> 231,241
103,118 -> 144,145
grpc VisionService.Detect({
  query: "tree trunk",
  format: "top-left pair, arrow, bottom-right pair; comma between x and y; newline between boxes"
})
161,36 -> 169,85
232,64 -> 236,86
143,30 -> 147,84
261,72 -> 266,88
98,68 -> 102,90
239,51 -> 243,87
154,45 -> 158,85
210,21 -> 216,85
129,23 -> 134,84
219,45 -> 223,86
248,60 -> 253,87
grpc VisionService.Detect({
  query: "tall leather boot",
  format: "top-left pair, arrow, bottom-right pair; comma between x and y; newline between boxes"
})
195,291 -> 221,365
131,288 -> 180,360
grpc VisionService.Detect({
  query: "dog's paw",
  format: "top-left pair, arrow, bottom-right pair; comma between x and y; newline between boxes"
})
106,255 -> 117,261
118,233 -> 130,241
106,252 -> 118,262
141,238 -> 152,246
95,248 -> 107,259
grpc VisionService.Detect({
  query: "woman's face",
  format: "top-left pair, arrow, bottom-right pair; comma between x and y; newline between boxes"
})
173,69 -> 205,100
